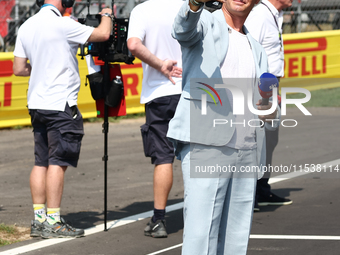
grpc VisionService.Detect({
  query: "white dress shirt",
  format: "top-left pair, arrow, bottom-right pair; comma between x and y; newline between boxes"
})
245,0 -> 284,77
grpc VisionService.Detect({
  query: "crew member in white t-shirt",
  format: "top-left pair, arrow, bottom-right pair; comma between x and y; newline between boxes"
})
13,0 -> 112,238
127,0 -> 183,238
245,0 -> 293,211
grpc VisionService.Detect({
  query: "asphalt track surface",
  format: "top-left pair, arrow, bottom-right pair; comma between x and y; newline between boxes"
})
0,107 -> 340,255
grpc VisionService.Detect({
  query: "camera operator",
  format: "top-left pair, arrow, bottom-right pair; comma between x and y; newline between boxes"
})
13,0 -> 112,238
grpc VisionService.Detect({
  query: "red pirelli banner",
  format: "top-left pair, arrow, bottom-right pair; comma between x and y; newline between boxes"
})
281,30 -> 340,90
1,30 -> 340,128
0,54 -> 144,128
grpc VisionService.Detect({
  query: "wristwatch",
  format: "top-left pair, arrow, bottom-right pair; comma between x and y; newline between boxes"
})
101,13 -> 112,18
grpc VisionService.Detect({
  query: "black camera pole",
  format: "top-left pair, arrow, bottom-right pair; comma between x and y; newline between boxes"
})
103,61 -> 109,231
102,0 -> 115,232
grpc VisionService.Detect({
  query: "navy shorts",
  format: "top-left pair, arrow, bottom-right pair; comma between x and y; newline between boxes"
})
141,94 -> 180,165
29,104 -> 84,168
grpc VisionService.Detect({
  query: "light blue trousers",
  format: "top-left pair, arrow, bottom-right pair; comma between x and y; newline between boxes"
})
178,143 -> 257,255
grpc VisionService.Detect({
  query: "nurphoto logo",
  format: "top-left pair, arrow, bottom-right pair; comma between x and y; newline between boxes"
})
196,77 -> 312,128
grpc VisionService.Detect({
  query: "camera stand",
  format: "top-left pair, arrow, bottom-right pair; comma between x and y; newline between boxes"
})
78,0 -> 134,232
95,60 -> 126,231
102,61 -> 110,231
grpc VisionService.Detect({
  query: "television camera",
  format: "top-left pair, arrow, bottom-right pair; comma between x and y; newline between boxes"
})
78,0 -> 134,64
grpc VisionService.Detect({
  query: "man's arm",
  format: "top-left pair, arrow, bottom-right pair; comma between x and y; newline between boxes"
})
172,0 -> 204,47
13,56 -> 31,76
127,37 -> 182,85
172,0 -> 224,47
87,8 -> 112,42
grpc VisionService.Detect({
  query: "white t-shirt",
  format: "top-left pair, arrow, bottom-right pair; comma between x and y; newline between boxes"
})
220,27 -> 257,150
245,0 -> 284,77
127,0 -> 183,104
13,4 -> 94,111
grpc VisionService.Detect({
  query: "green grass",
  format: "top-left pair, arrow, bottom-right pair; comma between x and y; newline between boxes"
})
0,224 -> 26,247
285,87 -> 340,107
0,224 -> 16,235
0,239 -> 12,247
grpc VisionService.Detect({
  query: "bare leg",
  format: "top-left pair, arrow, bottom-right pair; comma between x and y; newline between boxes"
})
154,163 -> 173,209
30,166 -> 48,204
46,165 -> 67,208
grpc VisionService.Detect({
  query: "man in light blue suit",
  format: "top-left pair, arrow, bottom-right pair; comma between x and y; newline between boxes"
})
167,0 -> 281,254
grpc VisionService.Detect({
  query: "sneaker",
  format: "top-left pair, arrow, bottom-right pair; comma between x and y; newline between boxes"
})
144,219 -> 168,238
258,192 -> 293,206
41,217 -> 84,238
30,220 -> 44,237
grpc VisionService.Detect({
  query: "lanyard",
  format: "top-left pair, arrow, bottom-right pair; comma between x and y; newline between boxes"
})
261,2 -> 282,48
41,4 -> 55,8
41,4 -> 60,16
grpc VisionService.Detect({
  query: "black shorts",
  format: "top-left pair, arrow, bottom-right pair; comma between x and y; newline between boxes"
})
141,94 -> 180,165
29,103 -> 84,168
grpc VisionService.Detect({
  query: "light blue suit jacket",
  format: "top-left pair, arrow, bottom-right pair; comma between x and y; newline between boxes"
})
167,2 -> 280,176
